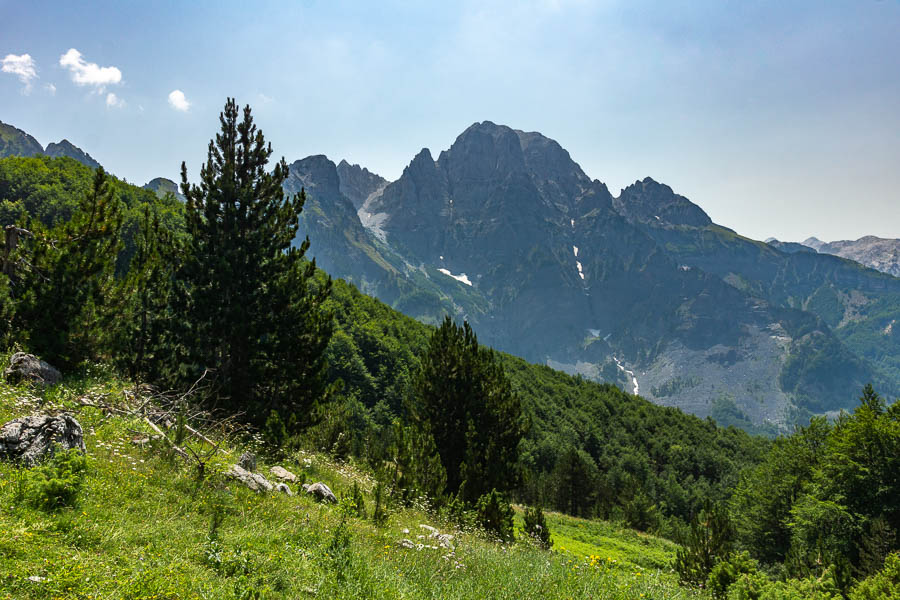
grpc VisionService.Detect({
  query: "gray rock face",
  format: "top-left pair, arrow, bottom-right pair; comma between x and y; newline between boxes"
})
4,353 -> 61,386
269,465 -> 297,482
301,481 -> 337,504
238,451 -> 257,471
225,464 -> 273,492
814,236 -> 900,278
285,155 -> 399,292
614,177 -> 712,228
0,414 -> 85,466
336,159 -> 388,210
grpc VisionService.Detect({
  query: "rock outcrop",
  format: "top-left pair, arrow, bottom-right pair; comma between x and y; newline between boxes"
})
0,414 -> 85,465
4,353 -> 61,386
238,451 -> 257,471
336,159 -> 388,209
301,482 -> 337,504
225,464 -> 273,492
269,466 -> 297,482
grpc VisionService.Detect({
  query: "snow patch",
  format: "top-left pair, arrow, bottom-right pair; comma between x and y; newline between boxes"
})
613,356 -> 640,395
575,261 -> 584,280
438,268 -> 472,286
573,246 -> 579,257
587,328 -> 601,337
570,218 -> 575,227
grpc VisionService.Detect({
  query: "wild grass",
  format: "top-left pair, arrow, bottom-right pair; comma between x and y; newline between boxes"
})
0,372 -> 707,599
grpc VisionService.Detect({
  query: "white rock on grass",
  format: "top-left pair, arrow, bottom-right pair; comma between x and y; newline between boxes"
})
301,482 -> 337,504
269,465 -> 298,482
225,464 -> 274,492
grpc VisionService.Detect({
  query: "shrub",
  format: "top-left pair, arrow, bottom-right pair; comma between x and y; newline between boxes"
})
851,552 -> 900,600
523,505 -> 552,549
372,481 -> 388,527
708,551 -> 758,599
674,500 -> 733,586
327,517 -> 353,582
341,481 -> 367,519
24,446 -> 88,510
727,566 -> 842,600
475,489 -> 515,542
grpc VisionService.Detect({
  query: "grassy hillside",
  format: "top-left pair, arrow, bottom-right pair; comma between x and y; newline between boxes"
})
0,371 -> 705,600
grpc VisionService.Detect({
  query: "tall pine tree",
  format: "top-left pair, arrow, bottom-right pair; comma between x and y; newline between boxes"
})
12,166 -> 123,367
175,98 -> 333,430
412,316 -> 526,504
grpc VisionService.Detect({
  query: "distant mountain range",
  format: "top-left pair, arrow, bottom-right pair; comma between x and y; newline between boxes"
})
3,117 -> 899,432
798,236 -> 900,278
0,120 -> 100,168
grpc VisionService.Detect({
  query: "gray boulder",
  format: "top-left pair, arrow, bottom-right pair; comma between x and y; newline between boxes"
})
275,482 -> 293,496
225,464 -> 273,492
4,353 -> 61,386
301,482 -> 337,504
0,414 -> 85,466
269,465 -> 298,482
238,451 -> 257,471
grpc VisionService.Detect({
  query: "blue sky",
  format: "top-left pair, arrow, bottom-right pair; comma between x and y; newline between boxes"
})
1,0 -> 898,241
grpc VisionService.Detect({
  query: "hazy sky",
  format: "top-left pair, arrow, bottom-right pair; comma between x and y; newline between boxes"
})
1,0 -> 898,242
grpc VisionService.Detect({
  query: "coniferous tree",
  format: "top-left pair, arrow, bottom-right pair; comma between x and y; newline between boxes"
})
412,316 -> 526,504
174,98 -> 333,430
113,206 -> 177,381
523,505 -> 552,549
675,500 -> 734,586
13,166 -> 122,367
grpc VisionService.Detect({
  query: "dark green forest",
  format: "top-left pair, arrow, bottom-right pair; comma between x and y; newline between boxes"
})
1,101 -> 899,598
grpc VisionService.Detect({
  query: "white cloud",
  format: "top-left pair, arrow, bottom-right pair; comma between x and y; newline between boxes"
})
168,89 -> 190,111
1,53 -> 37,92
59,48 -> 122,89
106,92 -> 125,108
45,83 -> 56,95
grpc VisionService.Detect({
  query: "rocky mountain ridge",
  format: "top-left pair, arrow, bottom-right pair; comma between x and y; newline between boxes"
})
0,120 -> 100,169
800,236 -> 900,278
318,121 -> 900,427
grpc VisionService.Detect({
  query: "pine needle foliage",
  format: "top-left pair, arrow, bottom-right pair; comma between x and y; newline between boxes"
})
12,166 -> 123,367
412,316 -> 526,504
174,98 -> 333,431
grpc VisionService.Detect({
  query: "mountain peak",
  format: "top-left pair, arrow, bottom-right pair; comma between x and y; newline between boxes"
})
802,237 -> 825,251
143,177 -> 185,202
0,120 -> 44,159
335,160 -> 388,210
614,178 -> 712,227
288,155 -> 341,198
44,139 -> 101,169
